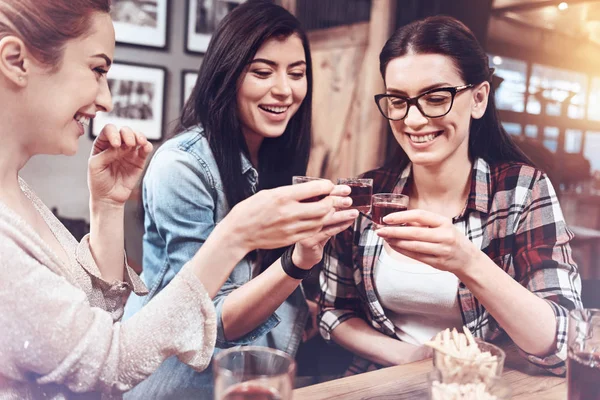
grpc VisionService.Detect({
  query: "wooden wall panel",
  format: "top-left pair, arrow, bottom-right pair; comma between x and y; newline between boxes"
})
307,0 -> 396,180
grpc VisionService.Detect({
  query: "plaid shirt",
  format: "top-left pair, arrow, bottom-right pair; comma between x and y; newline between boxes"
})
319,158 -> 582,376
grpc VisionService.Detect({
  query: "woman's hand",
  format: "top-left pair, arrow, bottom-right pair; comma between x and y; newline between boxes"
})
375,209 -> 481,276
88,124 -> 153,208
221,180 -> 340,254
292,184 -> 359,269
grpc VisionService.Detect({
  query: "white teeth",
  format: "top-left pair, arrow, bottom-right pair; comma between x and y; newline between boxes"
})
409,133 -> 438,143
74,114 -> 90,127
261,105 -> 288,113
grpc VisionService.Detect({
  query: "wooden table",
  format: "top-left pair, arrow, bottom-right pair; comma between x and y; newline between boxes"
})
293,345 -> 567,399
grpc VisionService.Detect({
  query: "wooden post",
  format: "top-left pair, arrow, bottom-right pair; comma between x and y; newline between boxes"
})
353,0 -> 397,175
306,0 -> 396,179
277,0 -> 297,15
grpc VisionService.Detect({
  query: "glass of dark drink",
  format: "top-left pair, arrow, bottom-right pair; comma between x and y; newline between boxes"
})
292,175 -> 328,203
337,178 -> 373,214
213,346 -> 295,400
568,309 -> 600,400
371,193 -> 409,228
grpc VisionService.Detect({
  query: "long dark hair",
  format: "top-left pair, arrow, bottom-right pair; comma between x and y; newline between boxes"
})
175,0 -> 312,268
176,0 -> 312,208
379,15 -> 531,169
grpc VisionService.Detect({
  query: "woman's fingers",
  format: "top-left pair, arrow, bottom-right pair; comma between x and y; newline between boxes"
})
119,126 -> 137,148
376,225 -> 447,243
383,238 -> 443,256
318,216 -> 356,238
286,180 -> 334,202
93,124 -> 152,155
92,124 -> 119,154
383,209 -> 449,228
330,184 -> 351,197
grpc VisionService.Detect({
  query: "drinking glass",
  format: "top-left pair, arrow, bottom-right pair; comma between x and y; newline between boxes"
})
292,176 -> 327,202
214,346 -> 296,400
428,369 -> 511,400
337,178 -> 373,214
568,308 -> 600,400
371,193 -> 409,227
432,338 -> 506,385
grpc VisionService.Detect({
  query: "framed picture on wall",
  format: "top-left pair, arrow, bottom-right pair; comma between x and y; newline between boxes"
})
185,0 -> 247,54
181,70 -> 199,109
110,0 -> 169,49
91,62 -> 167,142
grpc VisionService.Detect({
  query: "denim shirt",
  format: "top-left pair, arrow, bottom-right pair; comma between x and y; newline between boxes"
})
123,126 -> 308,399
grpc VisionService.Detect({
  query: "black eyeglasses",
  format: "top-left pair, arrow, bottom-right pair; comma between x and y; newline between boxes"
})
374,84 -> 474,121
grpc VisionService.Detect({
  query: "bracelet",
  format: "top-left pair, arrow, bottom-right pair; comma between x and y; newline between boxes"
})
281,244 -> 312,280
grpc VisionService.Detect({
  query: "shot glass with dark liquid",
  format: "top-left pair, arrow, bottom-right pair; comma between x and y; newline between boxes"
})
371,193 -> 409,228
292,176 -> 328,202
214,346 -> 295,400
567,309 -> 600,400
337,178 -> 373,214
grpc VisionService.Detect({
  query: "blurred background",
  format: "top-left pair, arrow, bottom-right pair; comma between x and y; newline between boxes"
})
21,0 -> 600,304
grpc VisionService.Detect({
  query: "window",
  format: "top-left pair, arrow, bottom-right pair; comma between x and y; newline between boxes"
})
565,129 -> 582,153
525,124 -> 538,138
488,54 -> 527,112
543,127 -> 559,152
584,132 -> 600,172
502,122 -> 521,136
527,64 -> 588,119
588,77 -> 600,121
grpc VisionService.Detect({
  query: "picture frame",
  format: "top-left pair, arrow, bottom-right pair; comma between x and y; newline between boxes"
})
110,0 -> 169,50
185,0 -> 247,54
181,70 -> 199,109
91,62 -> 167,142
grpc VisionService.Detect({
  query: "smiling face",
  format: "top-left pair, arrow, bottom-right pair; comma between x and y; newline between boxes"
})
24,12 -> 114,156
236,34 -> 308,151
384,52 -> 488,169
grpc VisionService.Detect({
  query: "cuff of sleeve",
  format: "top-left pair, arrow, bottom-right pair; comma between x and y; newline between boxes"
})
520,300 -> 568,376
213,294 -> 281,348
174,265 -> 218,371
319,309 -> 359,343
75,234 -> 148,296
123,261 -> 149,296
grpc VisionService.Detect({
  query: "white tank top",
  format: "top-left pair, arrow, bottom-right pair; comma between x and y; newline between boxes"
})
373,245 -> 464,345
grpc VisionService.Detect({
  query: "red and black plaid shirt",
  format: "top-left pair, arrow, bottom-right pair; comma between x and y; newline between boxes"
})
319,158 -> 582,376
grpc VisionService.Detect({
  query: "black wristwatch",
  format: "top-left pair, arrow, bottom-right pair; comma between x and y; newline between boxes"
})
281,244 -> 312,280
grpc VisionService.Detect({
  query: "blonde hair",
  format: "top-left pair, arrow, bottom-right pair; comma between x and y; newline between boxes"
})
0,0 -> 111,69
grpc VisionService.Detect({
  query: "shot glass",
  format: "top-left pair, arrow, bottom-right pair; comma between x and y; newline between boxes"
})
337,178 -> 373,214
292,175 -> 328,202
213,346 -> 296,400
371,193 -> 409,227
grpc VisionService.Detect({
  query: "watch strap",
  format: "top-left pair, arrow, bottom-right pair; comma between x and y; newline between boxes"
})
281,244 -> 311,280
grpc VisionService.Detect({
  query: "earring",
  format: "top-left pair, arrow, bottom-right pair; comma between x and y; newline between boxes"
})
18,76 -> 23,81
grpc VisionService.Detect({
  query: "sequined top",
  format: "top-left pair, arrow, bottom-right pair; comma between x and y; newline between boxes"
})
0,179 -> 217,399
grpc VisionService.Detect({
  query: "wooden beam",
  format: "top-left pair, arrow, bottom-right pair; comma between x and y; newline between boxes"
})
492,0 -> 600,15
307,22 -> 369,51
498,110 -> 600,131
353,0 -> 398,175
277,0 -> 297,16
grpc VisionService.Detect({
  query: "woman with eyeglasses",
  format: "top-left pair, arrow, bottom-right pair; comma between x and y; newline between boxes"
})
319,15 -> 582,376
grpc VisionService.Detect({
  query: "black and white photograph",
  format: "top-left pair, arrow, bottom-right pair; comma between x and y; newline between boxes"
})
181,70 -> 199,109
91,62 -> 166,141
111,0 -> 168,49
186,0 -> 247,53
